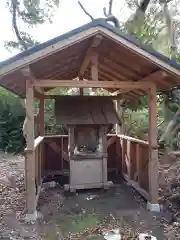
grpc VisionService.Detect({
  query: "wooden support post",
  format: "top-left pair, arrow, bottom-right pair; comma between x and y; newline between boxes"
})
39,95 -> 44,136
25,79 -> 36,215
126,140 -> 131,180
136,144 -> 141,184
115,99 -> 121,134
101,126 -> 108,186
68,127 -> 74,158
116,136 -> 121,173
121,138 -> 125,174
79,75 -> 84,96
79,88 -> 84,95
91,52 -> 98,81
148,84 -> 159,208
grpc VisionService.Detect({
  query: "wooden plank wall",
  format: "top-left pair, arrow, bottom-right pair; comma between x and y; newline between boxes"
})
43,135 -> 120,174
44,136 -> 69,173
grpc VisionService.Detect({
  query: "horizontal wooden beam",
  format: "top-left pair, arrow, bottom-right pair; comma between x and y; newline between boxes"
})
38,95 -> 123,99
34,79 -> 154,89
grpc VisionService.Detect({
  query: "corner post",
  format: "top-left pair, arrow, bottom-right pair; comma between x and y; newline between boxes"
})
147,84 -> 160,212
115,99 -> 121,135
25,79 -> 36,219
39,95 -> 45,136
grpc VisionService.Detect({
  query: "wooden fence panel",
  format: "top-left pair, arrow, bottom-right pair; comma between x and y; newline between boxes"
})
119,135 -> 150,200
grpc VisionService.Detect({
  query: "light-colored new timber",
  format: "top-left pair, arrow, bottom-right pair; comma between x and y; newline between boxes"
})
34,80 -> 153,89
148,84 -> 159,204
25,80 -> 36,214
79,34 -> 102,76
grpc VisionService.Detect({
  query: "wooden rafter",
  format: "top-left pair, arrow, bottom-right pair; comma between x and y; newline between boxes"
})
34,79 -> 154,89
79,34 -> 102,77
111,71 -> 168,96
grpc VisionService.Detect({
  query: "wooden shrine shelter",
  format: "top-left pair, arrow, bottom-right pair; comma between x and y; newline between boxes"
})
1,18 -> 180,218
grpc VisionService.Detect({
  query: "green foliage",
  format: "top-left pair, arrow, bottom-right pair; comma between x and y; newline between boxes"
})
123,108 -> 149,138
5,0 -> 60,51
124,96 -> 148,111
5,32 -> 40,52
123,98 -> 165,139
0,88 -> 25,153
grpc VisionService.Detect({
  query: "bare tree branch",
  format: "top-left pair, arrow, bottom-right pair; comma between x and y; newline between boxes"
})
160,0 -> 176,59
108,0 -> 113,15
158,0 -> 178,144
103,0 -> 113,17
78,1 -> 94,21
103,0 -> 120,28
105,16 -> 120,28
103,7 -> 108,17
139,0 -> 151,13
11,0 -> 28,51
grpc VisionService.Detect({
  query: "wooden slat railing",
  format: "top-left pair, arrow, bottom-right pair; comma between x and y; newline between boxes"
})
118,134 -> 150,200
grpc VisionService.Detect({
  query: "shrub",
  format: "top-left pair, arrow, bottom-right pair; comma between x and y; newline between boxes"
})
0,88 -> 25,153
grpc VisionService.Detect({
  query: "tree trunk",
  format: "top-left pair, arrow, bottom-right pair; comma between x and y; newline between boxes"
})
159,1 -> 178,144
159,110 -> 180,143
126,0 -> 151,34
161,1 -> 176,59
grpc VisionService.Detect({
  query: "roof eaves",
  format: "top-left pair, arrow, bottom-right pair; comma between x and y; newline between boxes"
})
0,18 -> 106,69
0,17 -> 180,73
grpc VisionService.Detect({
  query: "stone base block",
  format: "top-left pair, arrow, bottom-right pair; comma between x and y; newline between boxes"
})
25,211 -> 38,222
147,202 -> 161,212
25,211 -> 43,222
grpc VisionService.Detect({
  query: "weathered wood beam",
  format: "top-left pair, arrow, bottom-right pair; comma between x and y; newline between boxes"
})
79,88 -> 84,95
79,34 -> 102,76
91,52 -> 98,81
107,136 -> 117,147
115,99 -> 122,134
21,67 -> 44,95
123,173 -> 150,200
39,95 -> 44,136
111,71 -> 167,96
112,89 -> 131,96
34,80 -> 153,89
78,75 -> 84,95
34,95 -> 125,100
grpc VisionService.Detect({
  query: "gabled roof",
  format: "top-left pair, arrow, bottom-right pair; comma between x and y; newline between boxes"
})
0,18 -> 180,98
55,96 -> 120,125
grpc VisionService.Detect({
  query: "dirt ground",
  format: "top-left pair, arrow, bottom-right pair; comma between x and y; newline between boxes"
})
0,152 -> 178,240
